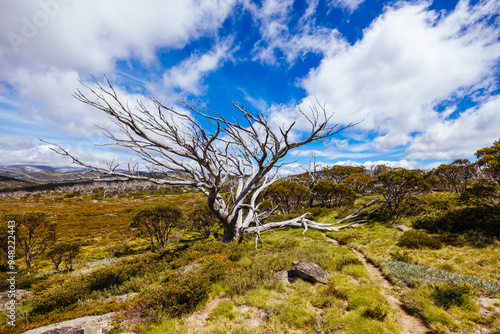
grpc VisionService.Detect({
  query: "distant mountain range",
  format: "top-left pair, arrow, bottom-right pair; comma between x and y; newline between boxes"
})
0,165 -> 92,191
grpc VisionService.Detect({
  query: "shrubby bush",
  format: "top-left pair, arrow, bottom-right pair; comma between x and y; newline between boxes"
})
402,192 -> 460,217
398,230 -> 443,249
311,181 -> 356,208
31,253 -> 160,313
46,242 -> 81,270
413,206 -> 496,234
432,282 -> 476,309
263,180 -> 310,214
139,255 -> 232,318
342,172 -> 373,195
130,204 -> 184,250
186,203 -> 220,239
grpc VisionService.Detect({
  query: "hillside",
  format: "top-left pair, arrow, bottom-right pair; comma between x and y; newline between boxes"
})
0,165 -> 91,191
0,186 -> 498,334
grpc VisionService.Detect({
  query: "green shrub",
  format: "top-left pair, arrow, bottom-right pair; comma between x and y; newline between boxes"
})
46,242 -> 81,270
187,203 -> 220,238
432,282 -> 475,309
362,304 -> 389,321
263,180 -> 310,214
312,181 -> 356,208
413,206 -> 496,234
305,206 -> 335,220
389,250 -> 415,264
140,256 -> 230,318
398,230 -> 443,249
130,204 -> 184,250
171,240 -> 245,268
31,253 -> 159,313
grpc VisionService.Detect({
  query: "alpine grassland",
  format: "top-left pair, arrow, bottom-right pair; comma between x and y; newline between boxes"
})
0,179 -> 498,334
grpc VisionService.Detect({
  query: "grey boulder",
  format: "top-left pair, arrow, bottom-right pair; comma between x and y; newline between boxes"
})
21,312 -> 115,334
292,261 -> 329,284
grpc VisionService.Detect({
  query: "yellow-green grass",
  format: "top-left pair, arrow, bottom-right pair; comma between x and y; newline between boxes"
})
0,191 -> 206,272
143,230 -> 400,334
326,220 -> 499,333
326,223 -> 500,285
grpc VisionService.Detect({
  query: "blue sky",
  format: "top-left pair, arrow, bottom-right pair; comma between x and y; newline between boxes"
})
0,0 -> 499,173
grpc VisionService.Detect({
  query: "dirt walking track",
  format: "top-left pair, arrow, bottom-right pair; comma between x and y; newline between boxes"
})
324,235 -> 431,334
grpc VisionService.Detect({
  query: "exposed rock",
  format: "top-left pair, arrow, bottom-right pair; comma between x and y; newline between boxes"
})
105,292 -> 137,304
177,263 -> 202,279
475,297 -> 500,317
21,312 -> 115,334
275,270 -> 299,283
393,224 -> 411,232
292,261 -> 329,284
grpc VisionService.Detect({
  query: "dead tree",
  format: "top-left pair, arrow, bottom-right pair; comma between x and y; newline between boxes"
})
46,77 -> 357,242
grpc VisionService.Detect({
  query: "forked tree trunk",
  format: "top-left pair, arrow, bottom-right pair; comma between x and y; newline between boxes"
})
221,223 -> 240,243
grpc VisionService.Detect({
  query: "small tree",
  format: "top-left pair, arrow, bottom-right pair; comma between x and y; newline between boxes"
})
323,165 -> 365,184
2,212 -> 57,271
187,204 -> 221,239
342,172 -> 373,195
47,242 -> 81,271
130,204 -> 183,249
312,180 -> 356,208
460,140 -> 500,212
263,180 -> 310,214
431,159 -> 476,193
373,169 -> 427,217
475,138 -> 500,185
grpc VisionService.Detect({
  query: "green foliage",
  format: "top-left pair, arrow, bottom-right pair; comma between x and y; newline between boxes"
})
403,192 -> 459,217
362,304 -> 389,321
46,242 -> 81,270
263,180 -> 310,214
402,286 -> 461,333
389,250 -> 415,264
460,182 -> 500,213
398,230 -> 443,249
303,206 -> 335,220
31,253 -> 159,314
475,137 -> 500,185
139,256 -> 231,318
373,169 -> 428,217
171,240 -> 245,268
342,172 -> 373,195
413,206 -> 497,234
130,204 -> 183,249
311,180 -> 356,208
2,212 -> 57,269
323,165 -> 366,183
429,159 -> 476,193
187,203 -> 220,238
431,282 -> 475,309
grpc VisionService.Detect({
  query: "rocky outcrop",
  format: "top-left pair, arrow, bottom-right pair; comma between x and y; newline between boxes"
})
275,270 -> 299,283
21,312 -> 116,334
393,224 -> 411,232
292,261 -> 329,284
